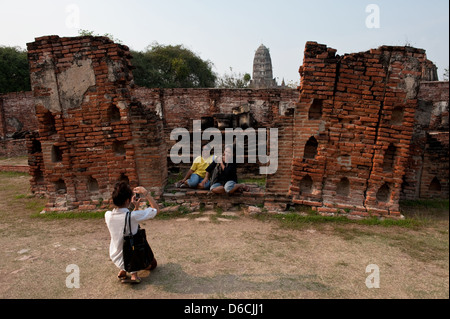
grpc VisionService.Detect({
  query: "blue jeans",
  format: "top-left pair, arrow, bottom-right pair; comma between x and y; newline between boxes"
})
187,174 -> 210,189
210,181 -> 236,193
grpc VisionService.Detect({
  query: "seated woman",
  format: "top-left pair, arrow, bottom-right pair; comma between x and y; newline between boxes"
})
199,144 -> 249,194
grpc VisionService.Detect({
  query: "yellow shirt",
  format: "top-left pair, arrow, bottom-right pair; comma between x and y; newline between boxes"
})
190,155 -> 213,178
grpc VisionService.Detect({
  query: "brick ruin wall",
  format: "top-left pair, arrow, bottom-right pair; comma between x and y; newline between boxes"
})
1,36 -> 446,215
284,42 -> 448,216
403,81 -> 449,200
0,91 -> 37,157
133,87 -> 298,175
286,42 -> 438,217
26,35 -> 166,211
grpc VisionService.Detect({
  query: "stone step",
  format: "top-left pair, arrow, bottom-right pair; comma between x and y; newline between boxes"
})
162,182 -> 266,208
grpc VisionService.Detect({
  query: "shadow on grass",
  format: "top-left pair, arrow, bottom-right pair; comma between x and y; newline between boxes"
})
133,263 -> 329,296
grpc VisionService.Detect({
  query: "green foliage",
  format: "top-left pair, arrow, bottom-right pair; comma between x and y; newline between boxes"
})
0,46 -> 31,94
78,29 -> 123,44
1,30 -> 219,92
400,199 -> 449,210
216,67 -> 251,88
32,211 -> 106,219
131,43 -> 216,88
0,171 -> 28,178
254,211 -> 423,230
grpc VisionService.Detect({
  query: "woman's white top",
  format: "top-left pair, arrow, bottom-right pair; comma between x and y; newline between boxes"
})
105,207 -> 157,270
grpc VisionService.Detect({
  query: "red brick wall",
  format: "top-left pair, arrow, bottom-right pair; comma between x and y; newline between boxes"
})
0,91 -> 37,157
264,114 -> 294,210
419,133 -> 449,199
0,91 -> 37,138
418,81 -> 449,131
0,139 -> 28,157
287,42 -> 429,217
402,81 -> 449,200
26,36 -> 166,211
133,87 -> 298,176
133,87 -> 298,143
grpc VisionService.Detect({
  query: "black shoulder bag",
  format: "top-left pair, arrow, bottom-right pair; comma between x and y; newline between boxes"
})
123,211 -> 154,272
210,162 -> 222,186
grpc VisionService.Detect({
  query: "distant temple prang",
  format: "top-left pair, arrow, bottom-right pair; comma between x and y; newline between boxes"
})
249,44 -> 278,88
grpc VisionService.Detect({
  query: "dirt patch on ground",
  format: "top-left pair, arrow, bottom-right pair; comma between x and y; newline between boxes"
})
0,156 -> 28,166
0,172 -> 448,299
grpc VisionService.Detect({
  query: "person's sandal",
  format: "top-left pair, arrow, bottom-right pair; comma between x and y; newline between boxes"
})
118,271 -> 128,280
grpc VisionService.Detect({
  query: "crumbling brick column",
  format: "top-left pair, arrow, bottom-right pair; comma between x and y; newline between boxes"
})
27,36 -> 166,212
290,42 -> 428,217
403,81 -> 449,200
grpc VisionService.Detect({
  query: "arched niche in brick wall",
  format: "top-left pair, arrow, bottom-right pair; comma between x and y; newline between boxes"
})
88,176 -> 100,193
299,175 -> 313,195
34,168 -> 44,183
336,177 -> 350,197
51,145 -> 63,163
108,104 -> 121,123
376,183 -> 390,203
42,110 -> 57,135
429,177 -> 442,192
304,136 -> 318,159
308,99 -> 323,120
382,144 -> 396,173
390,106 -> 404,125
31,139 -> 42,154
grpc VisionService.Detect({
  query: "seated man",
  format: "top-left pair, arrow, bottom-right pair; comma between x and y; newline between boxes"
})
175,144 -> 213,189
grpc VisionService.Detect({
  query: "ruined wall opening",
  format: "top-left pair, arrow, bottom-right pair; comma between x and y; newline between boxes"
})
308,99 -> 323,120
391,106 -> 404,125
54,179 -> 67,194
31,140 -> 42,154
42,111 -> 57,135
112,141 -> 126,156
429,177 -> 442,192
108,104 -> 121,123
336,177 -> 350,197
51,145 -> 63,163
300,175 -> 313,194
34,168 -> 44,183
304,136 -> 318,159
376,183 -> 390,202
88,176 -> 99,193
382,144 -> 396,172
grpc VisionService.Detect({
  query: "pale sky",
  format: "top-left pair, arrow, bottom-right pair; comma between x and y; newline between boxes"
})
1,0 -> 449,83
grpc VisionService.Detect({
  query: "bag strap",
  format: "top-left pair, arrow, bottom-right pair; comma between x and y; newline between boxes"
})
123,210 -> 132,236
123,210 -> 141,236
